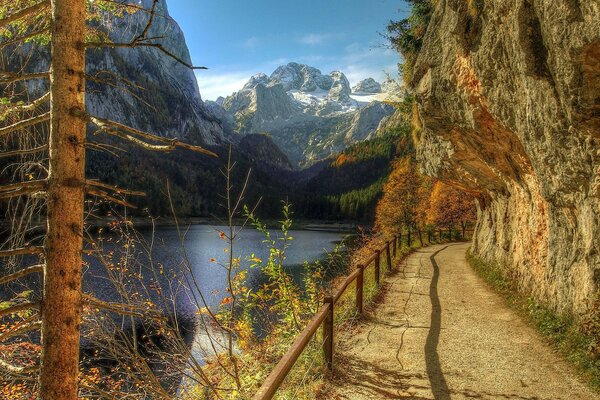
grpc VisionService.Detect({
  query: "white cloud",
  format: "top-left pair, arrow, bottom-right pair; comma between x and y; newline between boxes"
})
342,63 -> 399,87
298,33 -> 343,45
195,71 -> 250,101
241,36 -> 259,49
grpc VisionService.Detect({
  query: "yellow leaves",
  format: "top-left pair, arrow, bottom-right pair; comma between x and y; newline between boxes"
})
196,307 -> 209,315
219,231 -> 227,240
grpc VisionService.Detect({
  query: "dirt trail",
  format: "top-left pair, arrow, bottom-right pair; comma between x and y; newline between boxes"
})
319,243 -> 598,399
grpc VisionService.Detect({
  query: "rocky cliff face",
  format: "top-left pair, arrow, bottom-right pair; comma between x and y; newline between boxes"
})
86,0 -> 226,145
217,62 -> 397,167
412,0 -> 599,314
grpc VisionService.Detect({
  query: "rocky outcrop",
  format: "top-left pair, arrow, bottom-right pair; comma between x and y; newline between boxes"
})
270,62 -> 333,92
327,71 -> 352,103
412,0 -> 599,314
85,0 -> 226,145
353,78 -> 382,94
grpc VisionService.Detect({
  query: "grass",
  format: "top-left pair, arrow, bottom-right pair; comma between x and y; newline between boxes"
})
467,252 -> 600,392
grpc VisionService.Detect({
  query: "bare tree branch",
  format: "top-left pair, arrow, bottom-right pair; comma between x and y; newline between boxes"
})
0,179 -> 46,193
82,294 -> 163,319
86,41 -> 208,70
0,0 -> 50,30
133,0 -> 159,43
0,71 -> 49,84
1,93 -> 50,117
0,144 -> 48,159
0,264 -> 43,285
0,246 -> 44,258
84,113 -> 217,157
86,179 -> 145,197
0,302 -> 40,318
0,358 -> 39,375
0,112 -> 50,137
86,188 -> 137,209
0,180 -> 47,200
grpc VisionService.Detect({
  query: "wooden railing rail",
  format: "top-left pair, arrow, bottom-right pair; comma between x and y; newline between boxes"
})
253,227 -> 475,399
252,303 -> 331,400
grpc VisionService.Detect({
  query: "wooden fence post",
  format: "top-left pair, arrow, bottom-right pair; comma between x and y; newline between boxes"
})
392,235 -> 397,257
428,230 -> 432,243
399,231 -> 402,249
323,295 -> 334,373
385,241 -> 392,272
375,250 -> 381,285
356,265 -> 364,314
438,229 -> 442,241
407,229 -> 412,247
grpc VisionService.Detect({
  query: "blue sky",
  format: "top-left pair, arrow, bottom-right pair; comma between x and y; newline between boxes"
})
168,1 -> 411,100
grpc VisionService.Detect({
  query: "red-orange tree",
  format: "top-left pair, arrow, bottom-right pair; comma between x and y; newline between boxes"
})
426,181 -> 477,236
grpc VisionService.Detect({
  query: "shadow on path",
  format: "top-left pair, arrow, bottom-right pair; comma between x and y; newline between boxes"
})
425,246 -> 451,400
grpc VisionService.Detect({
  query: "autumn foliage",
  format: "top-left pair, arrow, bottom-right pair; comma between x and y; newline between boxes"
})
375,157 -> 477,237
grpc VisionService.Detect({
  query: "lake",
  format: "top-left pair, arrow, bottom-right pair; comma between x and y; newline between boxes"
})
84,224 -> 346,323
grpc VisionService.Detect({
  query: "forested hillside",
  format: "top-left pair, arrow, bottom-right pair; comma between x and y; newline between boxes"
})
293,116 -> 413,221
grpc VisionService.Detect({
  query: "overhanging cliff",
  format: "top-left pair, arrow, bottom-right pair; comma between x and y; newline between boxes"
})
412,0 -> 599,314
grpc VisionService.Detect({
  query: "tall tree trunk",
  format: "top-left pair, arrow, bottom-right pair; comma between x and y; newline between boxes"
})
40,0 -> 86,398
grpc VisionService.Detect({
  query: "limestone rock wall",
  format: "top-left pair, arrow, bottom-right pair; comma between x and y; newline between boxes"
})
412,0 -> 599,314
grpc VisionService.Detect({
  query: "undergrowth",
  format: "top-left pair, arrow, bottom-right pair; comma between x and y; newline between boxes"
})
467,252 -> 600,392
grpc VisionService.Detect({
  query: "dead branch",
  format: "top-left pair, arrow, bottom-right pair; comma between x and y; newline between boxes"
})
0,112 -> 50,137
86,180 -> 146,197
84,113 -> 217,156
0,144 -> 48,159
0,179 -> 46,193
0,246 -> 44,258
0,264 -> 43,285
133,0 -> 159,43
0,0 -> 50,30
86,41 -> 208,70
0,302 -> 40,319
1,93 -> 50,117
0,180 -> 46,201
0,359 -> 39,375
86,188 -> 137,209
82,294 -> 163,319
0,71 -> 50,84
0,320 -> 41,342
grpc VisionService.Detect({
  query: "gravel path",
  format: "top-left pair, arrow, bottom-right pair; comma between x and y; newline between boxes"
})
319,243 -> 599,400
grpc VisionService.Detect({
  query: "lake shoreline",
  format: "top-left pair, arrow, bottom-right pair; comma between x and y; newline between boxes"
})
86,216 -> 362,233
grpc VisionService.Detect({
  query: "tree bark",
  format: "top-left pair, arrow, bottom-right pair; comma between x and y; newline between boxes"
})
40,0 -> 86,398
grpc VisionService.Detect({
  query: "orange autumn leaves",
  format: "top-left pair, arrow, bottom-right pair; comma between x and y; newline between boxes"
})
375,158 -> 477,234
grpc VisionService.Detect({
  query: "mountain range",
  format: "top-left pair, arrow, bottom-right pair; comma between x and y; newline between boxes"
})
4,0 -> 409,220
206,63 -> 401,167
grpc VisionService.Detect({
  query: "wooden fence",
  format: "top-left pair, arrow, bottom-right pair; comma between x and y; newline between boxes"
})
252,227 -> 474,400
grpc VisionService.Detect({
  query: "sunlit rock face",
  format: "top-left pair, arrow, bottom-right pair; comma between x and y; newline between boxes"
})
412,0 -> 599,314
219,62 -> 397,167
353,78 -> 382,94
85,0 -> 226,145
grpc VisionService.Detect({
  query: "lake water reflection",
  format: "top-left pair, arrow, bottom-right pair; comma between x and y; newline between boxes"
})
85,224 -> 346,322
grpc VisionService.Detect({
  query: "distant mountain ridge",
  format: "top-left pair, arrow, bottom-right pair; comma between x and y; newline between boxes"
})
206,63 -> 401,167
